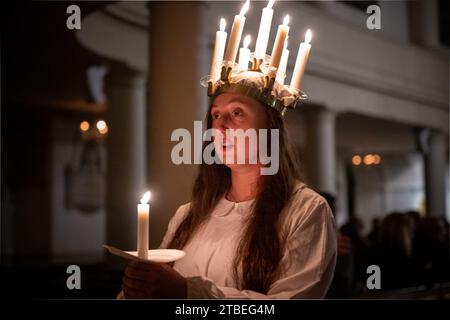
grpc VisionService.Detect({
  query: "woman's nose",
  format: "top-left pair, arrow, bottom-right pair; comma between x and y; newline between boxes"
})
215,115 -> 231,131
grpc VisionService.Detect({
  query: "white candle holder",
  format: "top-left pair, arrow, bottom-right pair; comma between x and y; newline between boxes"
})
104,245 -> 186,264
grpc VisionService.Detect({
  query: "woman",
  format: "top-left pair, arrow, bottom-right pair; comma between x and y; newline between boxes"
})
120,91 -> 337,299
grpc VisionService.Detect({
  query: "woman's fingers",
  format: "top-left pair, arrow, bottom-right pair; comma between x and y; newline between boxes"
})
122,282 -> 148,299
125,265 -> 149,280
125,263 -> 161,280
123,262 -> 161,294
121,261 -> 187,299
123,275 -> 147,291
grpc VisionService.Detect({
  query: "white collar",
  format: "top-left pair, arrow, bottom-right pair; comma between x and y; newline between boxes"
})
210,181 -> 306,217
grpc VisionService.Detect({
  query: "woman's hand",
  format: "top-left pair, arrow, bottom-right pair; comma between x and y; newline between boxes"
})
122,261 -> 187,299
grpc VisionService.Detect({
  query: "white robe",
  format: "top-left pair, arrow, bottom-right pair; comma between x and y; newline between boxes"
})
159,181 -> 337,299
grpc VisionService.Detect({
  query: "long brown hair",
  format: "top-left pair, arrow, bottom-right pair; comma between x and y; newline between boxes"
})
168,98 -> 301,293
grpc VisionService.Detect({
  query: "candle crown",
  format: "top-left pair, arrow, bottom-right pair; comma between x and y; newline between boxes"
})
201,63 -> 306,116
202,1 -> 311,116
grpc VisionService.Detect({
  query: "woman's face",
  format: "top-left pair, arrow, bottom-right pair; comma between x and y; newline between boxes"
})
210,93 -> 267,169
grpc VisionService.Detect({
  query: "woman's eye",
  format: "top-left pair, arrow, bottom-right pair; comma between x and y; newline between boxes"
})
232,110 -> 243,117
212,113 -> 220,119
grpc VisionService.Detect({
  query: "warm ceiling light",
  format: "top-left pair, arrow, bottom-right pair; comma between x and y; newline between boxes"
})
352,155 -> 362,166
80,121 -> 90,132
364,154 -> 375,165
373,154 -> 381,165
96,120 -> 108,135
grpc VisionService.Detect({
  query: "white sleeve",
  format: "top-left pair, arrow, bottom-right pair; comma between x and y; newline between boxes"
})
185,198 -> 337,299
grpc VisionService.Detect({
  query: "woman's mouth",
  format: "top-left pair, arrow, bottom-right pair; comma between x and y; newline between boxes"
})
222,141 -> 234,150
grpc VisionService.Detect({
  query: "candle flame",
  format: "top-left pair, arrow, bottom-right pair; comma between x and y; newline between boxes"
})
240,0 -> 250,16
267,0 -> 276,9
80,121 -> 90,132
243,35 -> 251,49
220,17 -> 226,32
140,191 -> 151,204
283,15 -> 290,26
305,29 -> 312,44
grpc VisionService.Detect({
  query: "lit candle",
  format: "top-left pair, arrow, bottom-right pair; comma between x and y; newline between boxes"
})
269,15 -> 290,71
275,38 -> 289,84
254,0 -> 276,60
290,29 -> 312,90
210,18 -> 227,83
137,191 -> 151,259
238,35 -> 251,71
223,0 -> 250,63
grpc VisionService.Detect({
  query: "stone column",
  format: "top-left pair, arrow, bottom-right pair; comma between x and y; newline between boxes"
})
302,107 -> 337,196
423,131 -> 448,217
409,0 -> 440,48
147,2 -> 206,248
105,65 -> 147,251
